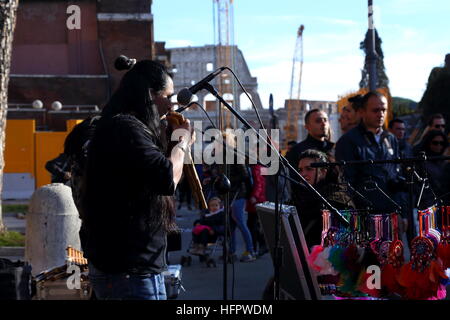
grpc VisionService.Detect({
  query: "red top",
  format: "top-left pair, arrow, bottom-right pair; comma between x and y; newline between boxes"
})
246,164 -> 267,214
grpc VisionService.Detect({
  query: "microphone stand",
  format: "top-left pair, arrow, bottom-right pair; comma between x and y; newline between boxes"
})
180,101 -> 232,300
202,82 -> 349,300
342,182 -> 375,211
217,93 -> 230,301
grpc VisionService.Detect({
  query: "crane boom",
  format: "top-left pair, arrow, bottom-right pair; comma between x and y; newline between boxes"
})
284,25 -> 304,149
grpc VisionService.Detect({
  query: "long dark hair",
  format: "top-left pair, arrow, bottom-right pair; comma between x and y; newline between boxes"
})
102,56 -> 172,151
421,129 -> 449,156
92,56 -> 177,232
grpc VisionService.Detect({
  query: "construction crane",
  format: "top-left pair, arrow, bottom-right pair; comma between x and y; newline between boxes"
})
213,0 -> 237,129
284,25 -> 304,149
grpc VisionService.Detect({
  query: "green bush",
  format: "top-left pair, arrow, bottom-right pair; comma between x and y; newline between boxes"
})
2,204 -> 28,214
0,231 -> 25,247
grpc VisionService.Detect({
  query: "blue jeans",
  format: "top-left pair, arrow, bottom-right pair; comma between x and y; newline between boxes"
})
88,262 -> 166,300
230,198 -> 254,253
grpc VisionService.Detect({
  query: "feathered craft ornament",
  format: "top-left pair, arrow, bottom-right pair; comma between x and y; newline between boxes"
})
381,240 -> 405,296
437,206 -> 450,269
380,214 -> 405,296
398,208 -> 448,300
307,215 -> 339,276
358,214 -> 387,297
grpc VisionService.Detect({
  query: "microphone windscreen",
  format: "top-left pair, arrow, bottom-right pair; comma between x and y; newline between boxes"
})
115,55 -> 135,71
177,88 -> 193,106
310,162 -> 327,168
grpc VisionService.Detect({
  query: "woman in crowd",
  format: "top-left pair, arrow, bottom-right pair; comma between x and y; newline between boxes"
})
414,130 -> 449,207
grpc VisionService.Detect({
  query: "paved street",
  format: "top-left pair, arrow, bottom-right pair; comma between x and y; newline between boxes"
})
1,205 -> 274,300
169,206 -> 273,300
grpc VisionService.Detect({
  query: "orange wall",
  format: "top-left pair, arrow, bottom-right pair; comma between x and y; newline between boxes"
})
4,119 -> 83,189
35,131 -> 68,187
4,120 -> 36,174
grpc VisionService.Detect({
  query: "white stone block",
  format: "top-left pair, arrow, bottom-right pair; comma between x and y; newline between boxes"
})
25,183 -> 81,276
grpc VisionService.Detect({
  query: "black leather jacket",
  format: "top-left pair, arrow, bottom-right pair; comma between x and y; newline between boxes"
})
81,114 -> 175,274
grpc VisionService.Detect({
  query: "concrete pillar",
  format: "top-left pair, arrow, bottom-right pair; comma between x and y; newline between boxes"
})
25,183 -> 81,276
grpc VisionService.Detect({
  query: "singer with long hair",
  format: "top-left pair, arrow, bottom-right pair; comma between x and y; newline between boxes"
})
80,56 -> 194,300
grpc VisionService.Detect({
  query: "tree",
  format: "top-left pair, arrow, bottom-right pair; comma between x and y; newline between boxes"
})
418,56 -> 450,127
359,29 -> 389,90
392,97 -> 418,118
0,0 -> 19,234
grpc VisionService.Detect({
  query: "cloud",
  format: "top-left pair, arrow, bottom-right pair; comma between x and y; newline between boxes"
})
250,50 -> 443,110
385,52 -> 444,101
251,54 -> 363,108
241,21 -> 446,107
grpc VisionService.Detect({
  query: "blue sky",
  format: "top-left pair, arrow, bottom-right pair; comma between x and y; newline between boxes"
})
153,0 -> 450,108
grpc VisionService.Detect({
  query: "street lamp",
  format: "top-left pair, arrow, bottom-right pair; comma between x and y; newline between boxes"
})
367,0 -> 378,91
51,101 -> 62,111
32,100 -> 43,109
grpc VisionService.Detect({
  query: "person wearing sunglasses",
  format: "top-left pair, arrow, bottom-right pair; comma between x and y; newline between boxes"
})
414,129 -> 449,208
413,113 -> 447,155
428,113 -> 446,132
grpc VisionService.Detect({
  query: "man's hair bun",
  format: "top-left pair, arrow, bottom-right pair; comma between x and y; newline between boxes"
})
115,55 -> 137,71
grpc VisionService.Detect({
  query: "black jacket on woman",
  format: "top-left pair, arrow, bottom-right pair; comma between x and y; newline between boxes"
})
413,130 -> 449,208
81,114 -> 175,274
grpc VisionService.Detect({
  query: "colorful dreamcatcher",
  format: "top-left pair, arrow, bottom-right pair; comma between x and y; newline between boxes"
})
398,207 -> 448,300
437,206 -> 450,269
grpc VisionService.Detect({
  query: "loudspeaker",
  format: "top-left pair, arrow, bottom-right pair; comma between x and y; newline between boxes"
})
256,202 -> 322,300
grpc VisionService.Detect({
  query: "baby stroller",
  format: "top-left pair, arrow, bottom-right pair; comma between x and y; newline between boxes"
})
180,209 -> 226,268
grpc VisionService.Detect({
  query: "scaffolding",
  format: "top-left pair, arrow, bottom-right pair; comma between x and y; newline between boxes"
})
213,0 -> 238,129
284,25 -> 305,147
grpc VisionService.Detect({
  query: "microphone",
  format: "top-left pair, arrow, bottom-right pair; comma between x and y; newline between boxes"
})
114,55 -> 136,71
310,162 -> 331,168
177,67 -> 226,105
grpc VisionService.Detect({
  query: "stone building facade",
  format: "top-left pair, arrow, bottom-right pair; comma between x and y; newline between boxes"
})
8,0 -> 154,130
169,45 -> 263,110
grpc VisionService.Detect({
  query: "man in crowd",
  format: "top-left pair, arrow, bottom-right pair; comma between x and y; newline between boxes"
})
339,95 -> 362,134
388,118 -> 413,158
428,113 -> 446,132
335,92 -> 404,217
286,109 -> 334,170
286,109 -> 334,204
387,118 -> 414,241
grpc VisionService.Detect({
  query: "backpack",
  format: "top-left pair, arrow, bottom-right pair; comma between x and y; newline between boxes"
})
64,116 -> 101,213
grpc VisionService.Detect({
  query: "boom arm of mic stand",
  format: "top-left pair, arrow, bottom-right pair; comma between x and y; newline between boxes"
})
204,82 -> 349,226
343,182 -> 375,209
364,181 -> 402,212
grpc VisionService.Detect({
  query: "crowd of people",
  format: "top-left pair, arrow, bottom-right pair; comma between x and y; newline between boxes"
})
287,92 -> 449,248
187,145 -> 269,263
186,90 -> 450,259
181,90 -> 450,264
56,55 -> 449,300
